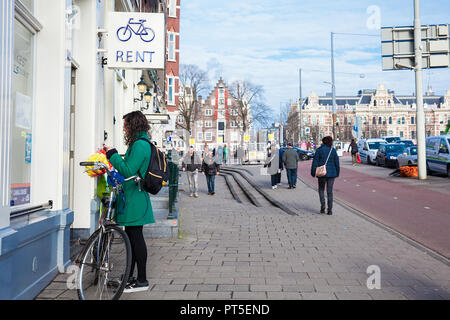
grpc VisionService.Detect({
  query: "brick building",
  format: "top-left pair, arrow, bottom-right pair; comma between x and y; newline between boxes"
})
290,84 -> 450,144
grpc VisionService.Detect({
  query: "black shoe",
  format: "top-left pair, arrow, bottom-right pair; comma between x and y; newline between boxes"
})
320,208 -> 325,214
293,185 -> 296,189
211,192 -> 215,195
126,276 -> 137,287
327,211 -> 332,215
123,280 -> 149,293
288,186 -> 292,189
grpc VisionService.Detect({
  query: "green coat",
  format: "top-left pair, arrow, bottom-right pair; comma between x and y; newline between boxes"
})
108,131 -> 155,226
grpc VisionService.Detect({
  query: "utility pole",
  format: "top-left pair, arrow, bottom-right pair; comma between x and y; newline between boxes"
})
298,68 -> 302,145
414,0 -> 427,179
331,32 -> 337,140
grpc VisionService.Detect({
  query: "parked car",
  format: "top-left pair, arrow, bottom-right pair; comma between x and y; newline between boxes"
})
375,143 -> 406,168
396,146 -> 418,168
381,136 -> 401,143
280,147 -> 315,161
398,139 -> 415,147
426,135 -> 450,177
357,138 -> 386,164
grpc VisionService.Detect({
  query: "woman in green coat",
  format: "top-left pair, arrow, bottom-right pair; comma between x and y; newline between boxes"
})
104,110 -> 154,293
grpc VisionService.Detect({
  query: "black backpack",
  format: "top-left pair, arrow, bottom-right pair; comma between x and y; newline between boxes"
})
131,138 -> 169,195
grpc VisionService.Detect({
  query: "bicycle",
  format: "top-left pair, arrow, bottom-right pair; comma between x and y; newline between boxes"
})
117,18 -> 155,43
75,161 -> 141,300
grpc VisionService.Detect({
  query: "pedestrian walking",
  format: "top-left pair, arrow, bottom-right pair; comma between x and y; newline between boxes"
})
104,110 -> 153,293
310,136 -> 340,215
182,146 -> 202,198
348,139 -> 359,166
265,145 -> 281,189
282,142 -> 299,189
202,150 -> 220,195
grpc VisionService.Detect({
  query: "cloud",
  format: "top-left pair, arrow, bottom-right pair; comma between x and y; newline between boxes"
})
180,0 -> 450,111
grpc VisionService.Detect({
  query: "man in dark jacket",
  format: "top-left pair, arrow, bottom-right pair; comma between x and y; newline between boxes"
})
311,136 -> 340,215
282,143 -> 299,189
348,139 -> 358,166
202,150 -> 220,195
182,146 -> 202,197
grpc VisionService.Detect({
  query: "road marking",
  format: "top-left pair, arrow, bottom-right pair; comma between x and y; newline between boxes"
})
393,197 -> 398,200
424,207 -> 431,210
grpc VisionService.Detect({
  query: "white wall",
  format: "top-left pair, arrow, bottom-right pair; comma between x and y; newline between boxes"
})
32,0 -> 68,210
70,0 -> 99,229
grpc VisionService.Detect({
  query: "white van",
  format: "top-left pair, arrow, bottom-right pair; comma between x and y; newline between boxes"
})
426,135 -> 450,177
357,138 -> 387,164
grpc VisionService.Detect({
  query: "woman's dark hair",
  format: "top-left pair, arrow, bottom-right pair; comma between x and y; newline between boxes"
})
123,111 -> 150,145
322,136 -> 333,147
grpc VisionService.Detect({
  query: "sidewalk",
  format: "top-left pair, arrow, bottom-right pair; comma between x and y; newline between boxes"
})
299,157 -> 450,259
36,166 -> 450,300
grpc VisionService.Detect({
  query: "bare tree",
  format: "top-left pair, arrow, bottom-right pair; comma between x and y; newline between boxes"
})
228,80 -> 273,146
177,64 -> 209,136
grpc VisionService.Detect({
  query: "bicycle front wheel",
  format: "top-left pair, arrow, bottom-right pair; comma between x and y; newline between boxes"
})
77,225 -> 132,300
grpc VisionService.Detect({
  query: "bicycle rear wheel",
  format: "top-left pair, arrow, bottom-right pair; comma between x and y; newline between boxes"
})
77,225 -> 132,300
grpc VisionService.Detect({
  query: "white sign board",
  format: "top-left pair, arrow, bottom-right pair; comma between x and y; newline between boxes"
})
381,24 -> 450,70
107,12 -> 164,69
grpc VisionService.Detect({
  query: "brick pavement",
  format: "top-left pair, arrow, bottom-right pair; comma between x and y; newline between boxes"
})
36,165 -> 450,300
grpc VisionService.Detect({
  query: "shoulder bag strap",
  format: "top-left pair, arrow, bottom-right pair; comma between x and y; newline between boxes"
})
324,148 -> 333,166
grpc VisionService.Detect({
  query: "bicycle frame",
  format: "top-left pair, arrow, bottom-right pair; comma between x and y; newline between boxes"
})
76,161 -> 140,263
126,18 -> 149,35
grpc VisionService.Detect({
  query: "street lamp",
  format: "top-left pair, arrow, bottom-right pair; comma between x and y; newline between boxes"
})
141,87 -> 153,111
134,76 -> 148,103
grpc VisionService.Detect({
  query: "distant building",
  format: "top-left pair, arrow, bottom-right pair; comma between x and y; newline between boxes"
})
191,78 -> 248,153
293,84 -> 450,144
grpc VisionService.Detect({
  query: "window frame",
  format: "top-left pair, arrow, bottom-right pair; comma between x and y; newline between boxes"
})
168,0 -> 177,18
168,32 -> 176,62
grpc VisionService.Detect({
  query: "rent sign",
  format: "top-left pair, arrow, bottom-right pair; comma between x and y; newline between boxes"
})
107,12 -> 164,69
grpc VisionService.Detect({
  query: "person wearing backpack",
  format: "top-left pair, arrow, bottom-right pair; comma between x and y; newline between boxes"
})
310,136 -> 340,215
202,149 -> 220,195
104,110 -> 154,293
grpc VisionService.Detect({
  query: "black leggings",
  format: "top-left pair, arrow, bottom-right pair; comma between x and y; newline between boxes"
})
125,226 -> 147,282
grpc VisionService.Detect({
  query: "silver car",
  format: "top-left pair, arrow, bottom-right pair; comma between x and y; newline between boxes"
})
396,146 -> 418,168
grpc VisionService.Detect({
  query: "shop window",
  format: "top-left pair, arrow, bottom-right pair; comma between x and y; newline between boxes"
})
11,19 -> 34,207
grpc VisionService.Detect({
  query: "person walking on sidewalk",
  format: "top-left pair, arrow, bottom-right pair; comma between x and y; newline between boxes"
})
348,139 -> 359,166
223,144 -> 228,165
182,146 -> 202,198
311,136 -> 340,215
283,142 -> 299,189
202,149 -> 220,195
265,145 -> 281,189
104,110 -> 154,293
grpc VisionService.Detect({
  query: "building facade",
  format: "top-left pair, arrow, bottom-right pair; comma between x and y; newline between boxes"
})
190,78 -> 247,153
293,84 -> 450,144
0,0 -> 167,299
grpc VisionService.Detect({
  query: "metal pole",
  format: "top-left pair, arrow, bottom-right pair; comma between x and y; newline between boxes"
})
299,68 -> 302,145
414,0 -> 427,180
331,32 -> 337,140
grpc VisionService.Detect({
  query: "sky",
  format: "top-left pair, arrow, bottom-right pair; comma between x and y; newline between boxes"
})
180,0 -> 450,115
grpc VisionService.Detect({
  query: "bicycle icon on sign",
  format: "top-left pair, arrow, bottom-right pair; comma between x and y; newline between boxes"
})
116,18 -> 155,43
